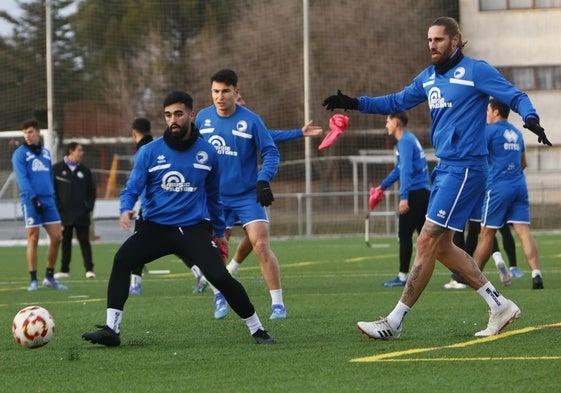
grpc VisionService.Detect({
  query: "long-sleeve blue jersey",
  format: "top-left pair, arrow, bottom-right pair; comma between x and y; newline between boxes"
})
485,120 -> 526,184
380,131 -> 430,200
195,104 -> 280,197
270,129 -> 302,143
119,136 -> 226,237
357,56 -> 538,167
11,145 -> 56,200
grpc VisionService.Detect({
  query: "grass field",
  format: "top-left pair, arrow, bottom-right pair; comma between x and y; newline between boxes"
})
1,234 -> 560,392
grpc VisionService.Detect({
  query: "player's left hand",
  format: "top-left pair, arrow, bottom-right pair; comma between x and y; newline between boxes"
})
524,116 -> 552,146
256,181 -> 274,207
322,90 -> 359,111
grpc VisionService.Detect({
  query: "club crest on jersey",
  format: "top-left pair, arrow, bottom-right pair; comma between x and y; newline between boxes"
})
161,170 -> 197,192
196,151 -> 209,164
428,87 -> 452,109
453,67 -> 466,79
208,135 -> 237,156
232,120 -> 252,139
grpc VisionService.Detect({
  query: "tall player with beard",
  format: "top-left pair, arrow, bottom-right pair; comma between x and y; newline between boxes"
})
82,91 -> 275,346
323,16 -> 551,339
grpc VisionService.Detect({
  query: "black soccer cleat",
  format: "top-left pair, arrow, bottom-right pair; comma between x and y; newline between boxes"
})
252,329 -> 276,345
82,325 -> 121,347
532,275 -> 544,289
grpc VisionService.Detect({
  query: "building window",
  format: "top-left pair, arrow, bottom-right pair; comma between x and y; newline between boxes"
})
498,66 -> 561,90
481,0 -> 561,10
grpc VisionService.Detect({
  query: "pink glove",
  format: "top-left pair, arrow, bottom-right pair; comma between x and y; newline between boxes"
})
318,114 -> 349,150
368,187 -> 384,210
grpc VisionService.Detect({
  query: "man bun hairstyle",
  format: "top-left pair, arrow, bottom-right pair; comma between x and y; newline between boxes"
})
431,16 -> 467,49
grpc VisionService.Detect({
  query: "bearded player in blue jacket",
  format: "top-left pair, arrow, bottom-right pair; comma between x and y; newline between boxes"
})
196,69 -> 286,321
82,91 -> 275,346
323,16 -> 551,339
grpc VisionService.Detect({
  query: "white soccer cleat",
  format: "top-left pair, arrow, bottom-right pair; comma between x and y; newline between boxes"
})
444,279 -> 467,290
474,300 -> 520,337
357,318 -> 401,340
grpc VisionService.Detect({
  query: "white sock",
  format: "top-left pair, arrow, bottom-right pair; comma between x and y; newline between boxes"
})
210,284 -> 220,295
386,301 -> 410,330
270,289 -> 284,306
227,259 -> 241,274
130,274 -> 142,287
531,269 -> 542,278
106,308 -> 122,334
398,272 -> 408,282
242,312 -> 264,335
191,265 -> 202,278
477,282 -> 509,314
492,251 -> 505,266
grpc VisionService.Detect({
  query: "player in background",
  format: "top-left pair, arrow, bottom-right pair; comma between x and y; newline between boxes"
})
323,16 -> 551,339
195,69 -> 285,320
472,98 -> 544,290
11,119 -> 65,291
127,118 -> 154,294
447,221 -> 521,289
82,91 -> 276,346
374,112 -> 430,288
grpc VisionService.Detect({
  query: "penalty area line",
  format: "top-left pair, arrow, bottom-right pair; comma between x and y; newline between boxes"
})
350,322 -> 561,363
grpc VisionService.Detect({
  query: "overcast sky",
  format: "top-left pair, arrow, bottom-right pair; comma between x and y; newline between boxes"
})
0,0 -> 77,37
0,0 -> 21,37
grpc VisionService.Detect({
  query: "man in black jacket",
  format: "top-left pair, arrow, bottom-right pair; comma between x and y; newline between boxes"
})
53,142 -> 97,279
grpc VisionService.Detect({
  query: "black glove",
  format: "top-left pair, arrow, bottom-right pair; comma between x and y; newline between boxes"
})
256,181 -> 274,207
524,116 -> 552,146
322,90 -> 359,111
31,197 -> 44,214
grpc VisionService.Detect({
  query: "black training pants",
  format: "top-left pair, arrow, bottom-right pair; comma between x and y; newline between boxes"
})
107,220 -> 255,319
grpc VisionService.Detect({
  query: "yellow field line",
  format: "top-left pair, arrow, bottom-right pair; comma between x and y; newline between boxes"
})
351,323 -> 561,363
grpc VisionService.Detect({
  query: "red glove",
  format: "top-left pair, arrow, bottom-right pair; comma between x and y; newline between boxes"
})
318,114 -> 349,150
218,242 -> 228,263
212,235 -> 229,262
368,187 -> 384,210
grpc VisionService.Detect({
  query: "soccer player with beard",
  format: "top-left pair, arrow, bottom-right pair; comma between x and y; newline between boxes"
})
82,91 -> 275,346
323,16 -> 551,339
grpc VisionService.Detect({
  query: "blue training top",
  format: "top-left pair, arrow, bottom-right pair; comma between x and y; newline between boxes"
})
12,145 -> 56,200
119,135 -> 225,237
357,56 -> 538,168
485,120 -> 526,184
196,104 -> 280,197
380,131 -> 430,200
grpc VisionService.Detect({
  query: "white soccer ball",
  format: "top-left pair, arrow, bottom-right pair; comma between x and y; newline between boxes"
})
12,306 -> 55,348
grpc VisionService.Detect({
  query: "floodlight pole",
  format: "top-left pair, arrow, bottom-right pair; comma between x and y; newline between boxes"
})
303,0 -> 312,237
45,1 -> 56,158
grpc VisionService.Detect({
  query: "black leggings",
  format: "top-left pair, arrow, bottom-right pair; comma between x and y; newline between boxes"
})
107,221 -> 255,319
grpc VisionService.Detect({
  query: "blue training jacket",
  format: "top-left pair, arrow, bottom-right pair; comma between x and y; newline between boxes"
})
12,145 -> 56,200
485,120 -> 526,184
119,135 -> 225,237
196,104 -> 280,197
380,131 -> 430,200
357,56 -> 538,167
